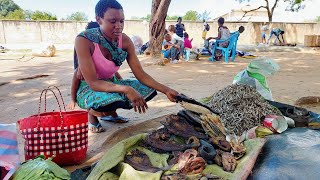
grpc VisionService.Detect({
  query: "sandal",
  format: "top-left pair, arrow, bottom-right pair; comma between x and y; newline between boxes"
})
88,122 -> 105,133
100,116 -> 129,123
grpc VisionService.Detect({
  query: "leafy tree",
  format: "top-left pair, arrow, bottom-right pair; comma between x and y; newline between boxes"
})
0,0 -> 20,17
316,16 -> 320,22
198,10 -> 211,21
183,10 -> 198,21
4,9 -> 25,20
66,12 -> 88,21
166,15 -> 179,20
140,14 -> 151,21
24,10 -> 33,20
30,10 -> 57,20
237,0 -> 305,22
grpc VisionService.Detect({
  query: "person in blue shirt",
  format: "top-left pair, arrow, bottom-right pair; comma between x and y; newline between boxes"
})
267,28 -> 285,45
175,17 -> 185,38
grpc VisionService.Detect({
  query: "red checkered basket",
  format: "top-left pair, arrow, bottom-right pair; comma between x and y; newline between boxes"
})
18,86 -> 88,166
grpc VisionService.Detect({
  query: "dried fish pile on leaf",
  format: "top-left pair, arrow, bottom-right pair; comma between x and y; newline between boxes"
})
208,84 -> 282,136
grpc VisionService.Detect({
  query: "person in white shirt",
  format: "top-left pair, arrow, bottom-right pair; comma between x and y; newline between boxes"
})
207,17 -> 230,60
168,25 -> 184,63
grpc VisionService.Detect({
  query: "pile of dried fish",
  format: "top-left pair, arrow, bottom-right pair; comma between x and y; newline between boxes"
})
208,84 -> 282,136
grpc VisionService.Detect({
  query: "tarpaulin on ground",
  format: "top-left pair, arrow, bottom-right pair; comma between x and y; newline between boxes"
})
0,123 -> 19,180
252,128 -> 320,179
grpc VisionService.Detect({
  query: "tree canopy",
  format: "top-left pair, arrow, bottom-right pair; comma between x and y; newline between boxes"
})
30,10 -> 57,20
65,12 -> 88,21
237,0 -> 306,22
0,0 -> 20,17
139,10 -> 211,21
5,9 -> 25,20
0,0 -> 59,20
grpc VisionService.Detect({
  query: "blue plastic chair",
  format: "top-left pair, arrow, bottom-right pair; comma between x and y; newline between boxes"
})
209,31 -> 240,63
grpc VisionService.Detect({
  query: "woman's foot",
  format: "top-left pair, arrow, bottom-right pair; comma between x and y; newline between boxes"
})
88,114 -> 105,133
89,109 -> 129,123
100,116 -> 129,123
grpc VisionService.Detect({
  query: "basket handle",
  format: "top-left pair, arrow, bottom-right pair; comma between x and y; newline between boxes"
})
44,85 -> 66,112
37,88 -> 64,129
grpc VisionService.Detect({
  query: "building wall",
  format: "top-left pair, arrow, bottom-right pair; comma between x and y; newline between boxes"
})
1,20 -> 320,46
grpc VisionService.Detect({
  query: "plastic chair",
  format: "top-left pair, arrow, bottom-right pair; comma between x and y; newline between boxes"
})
209,31 -> 240,63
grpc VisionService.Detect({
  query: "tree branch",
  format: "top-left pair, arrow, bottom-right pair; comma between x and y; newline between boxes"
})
271,0 -> 280,14
240,6 -> 267,21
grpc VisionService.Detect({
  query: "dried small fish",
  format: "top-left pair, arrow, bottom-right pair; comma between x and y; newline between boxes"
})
208,84 -> 282,135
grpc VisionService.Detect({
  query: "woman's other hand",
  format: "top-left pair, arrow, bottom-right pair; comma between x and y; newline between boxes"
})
165,88 -> 179,102
125,87 -> 148,113
67,101 -> 77,110
76,68 -> 84,80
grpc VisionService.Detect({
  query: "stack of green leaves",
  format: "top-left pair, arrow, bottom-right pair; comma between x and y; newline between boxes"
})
13,155 -> 70,180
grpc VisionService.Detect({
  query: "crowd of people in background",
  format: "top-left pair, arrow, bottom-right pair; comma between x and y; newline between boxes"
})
159,16 -> 288,63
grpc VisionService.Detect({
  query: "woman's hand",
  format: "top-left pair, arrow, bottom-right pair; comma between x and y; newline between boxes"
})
125,87 -> 148,113
67,101 -> 77,110
76,68 -> 84,80
164,88 -> 179,102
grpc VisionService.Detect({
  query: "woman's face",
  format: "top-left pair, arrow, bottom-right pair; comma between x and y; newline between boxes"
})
96,8 -> 124,41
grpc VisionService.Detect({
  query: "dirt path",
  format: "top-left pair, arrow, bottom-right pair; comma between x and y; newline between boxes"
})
0,48 -> 319,169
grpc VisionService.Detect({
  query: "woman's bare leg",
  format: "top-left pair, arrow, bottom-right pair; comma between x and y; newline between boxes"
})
88,110 -> 118,133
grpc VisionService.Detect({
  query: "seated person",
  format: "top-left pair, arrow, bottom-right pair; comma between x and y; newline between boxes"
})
207,17 -> 230,60
267,28 -> 285,45
168,25 -> 184,61
162,33 -> 180,63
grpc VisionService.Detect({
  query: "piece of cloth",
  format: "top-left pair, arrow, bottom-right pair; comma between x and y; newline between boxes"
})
0,123 -> 19,180
86,134 -> 169,180
76,78 -> 157,112
92,42 -> 120,79
252,128 -> 320,179
77,28 -> 127,67
175,23 -> 184,38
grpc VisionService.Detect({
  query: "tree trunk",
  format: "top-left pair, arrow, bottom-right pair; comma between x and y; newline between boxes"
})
265,0 -> 272,22
147,0 -> 171,57
267,10 -> 273,22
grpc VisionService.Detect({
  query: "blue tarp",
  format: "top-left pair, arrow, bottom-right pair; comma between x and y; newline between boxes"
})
252,128 -> 320,180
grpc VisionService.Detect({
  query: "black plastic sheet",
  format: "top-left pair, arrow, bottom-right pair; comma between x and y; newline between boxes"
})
251,128 -> 320,180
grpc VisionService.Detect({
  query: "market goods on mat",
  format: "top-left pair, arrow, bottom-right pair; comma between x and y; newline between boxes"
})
208,84 -> 282,135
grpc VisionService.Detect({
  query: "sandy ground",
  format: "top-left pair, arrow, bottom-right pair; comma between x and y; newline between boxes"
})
0,47 -> 319,170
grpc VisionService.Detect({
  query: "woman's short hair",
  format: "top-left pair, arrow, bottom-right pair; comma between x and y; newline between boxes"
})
218,17 -> 225,25
95,0 -> 123,18
177,17 -> 182,22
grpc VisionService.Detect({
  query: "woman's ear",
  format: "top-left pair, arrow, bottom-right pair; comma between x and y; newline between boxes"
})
96,16 -> 102,25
